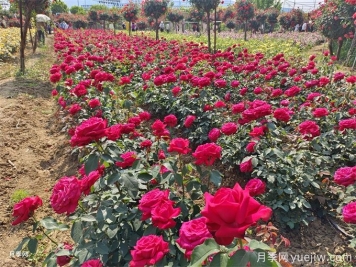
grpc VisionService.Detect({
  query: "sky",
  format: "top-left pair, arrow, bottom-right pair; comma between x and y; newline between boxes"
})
62,0 -> 320,12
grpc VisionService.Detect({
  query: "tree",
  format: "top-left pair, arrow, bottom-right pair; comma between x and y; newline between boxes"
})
89,4 -> 109,12
236,0 -> 255,41
266,8 -> 279,33
9,0 -> 51,73
51,0 -> 68,15
70,6 -> 86,15
121,1 -> 139,36
142,0 -> 169,40
166,10 -> 184,33
189,0 -> 221,53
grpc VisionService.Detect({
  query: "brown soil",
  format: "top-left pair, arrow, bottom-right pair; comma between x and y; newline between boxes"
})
0,35 -> 354,267
0,36 -> 78,267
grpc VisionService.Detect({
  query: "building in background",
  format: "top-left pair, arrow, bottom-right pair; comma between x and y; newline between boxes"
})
93,0 -> 235,8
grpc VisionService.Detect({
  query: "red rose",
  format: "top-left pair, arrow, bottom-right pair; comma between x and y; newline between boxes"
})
121,123 -> 136,134
172,86 -> 181,97
140,139 -> 152,149
168,138 -> 191,154
70,117 -> 107,147
298,120 -> 320,139
240,158 -> 253,173
81,259 -> 103,267
246,142 -> 256,153
164,114 -> 178,127
80,170 -> 101,195
158,149 -> 166,159
151,199 -> 181,229
339,119 -> 356,131
138,111 -> 151,121
231,80 -> 240,87
192,143 -> 222,166
214,79 -> 227,88
274,108 -> 293,122
249,126 -> 267,138
56,243 -> 73,266
88,98 -> 101,108
128,116 -> 142,126
50,72 -> 62,83
221,122 -> 238,135
232,103 -> 245,114
334,167 -> 356,187
312,108 -> 329,118
12,196 -> 43,225
176,217 -> 212,259
130,235 -> 169,267
105,124 -> 122,141
284,86 -> 301,97
208,128 -> 221,142
120,76 -> 131,85
201,183 -> 272,245
139,189 -> 170,220
115,151 -> 137,168
184,115 -> 196,128
151,120 -> 166,136
69,104 -> 82,115
214,100 -> 226,108
50,176 -> 81,215
245,178 -> 266,196
343,202 -> 356,224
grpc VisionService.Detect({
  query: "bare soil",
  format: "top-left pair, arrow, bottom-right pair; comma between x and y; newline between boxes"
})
0,35 -> 354,267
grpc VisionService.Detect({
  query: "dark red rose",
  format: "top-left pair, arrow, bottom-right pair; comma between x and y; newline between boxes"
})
298,120 -> 320,139
164,114 -> 178,127
334,167 -> 356,187
138,189 -> 170,220
167,138 -> 191,154
105,124 -> 122,141
184,115 -> 196,128
208,128 -> 221,142
115,151 -> 137,168
80,170 -> 101,195
151,199 -> 181,229
56,243 -> 73,266
192,143 -> 222,166
274,108 -> 293,122
246,142 -> 256,153
70,117 -> 107,147
221,122 -> 238,135
312,108 -> 329,118
245,178 -> 266,196
240,158 -> 253,173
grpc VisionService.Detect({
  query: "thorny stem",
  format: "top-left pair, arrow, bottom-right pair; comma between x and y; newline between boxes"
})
32,216 -> 58,246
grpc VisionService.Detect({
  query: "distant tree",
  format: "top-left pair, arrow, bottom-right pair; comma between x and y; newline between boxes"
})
266,8 -> 279,32
166,10 -> 184,32
51,0 -> 68,14
236,0 -> 255,41
89,4 -> 109,12
226,20 -> 236,31
70,6 -> 86,15
142,0 -> 169,40
121,1 -> 139,36
189,0 -> 221,53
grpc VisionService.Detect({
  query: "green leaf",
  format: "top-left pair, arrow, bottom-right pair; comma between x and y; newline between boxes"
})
175,173 -> 183,186
209,170 -> 222,187
42,252 -> 56,267
85,153 -> 99,175
189,238 -> 220,267
96,242 -> 110,254
15,237 -> 30,252
120,173 -> 139,192
248,240 -> 275,252
210,253 -> 229,267
55,249 -> 71,256
107,172 -> 120,185
81,215 -> 97,222
227,249 -> 250,267
28,238 -> 38,254
71,221 -> 83,243
40,217 -> 59,230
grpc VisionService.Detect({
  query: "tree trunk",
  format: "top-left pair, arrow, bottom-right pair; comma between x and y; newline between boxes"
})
336,39 -> 343,60
129,21 -> 131,36
345,26 -> 356,66
214,8 -> 217,53
19,0 -> 25,74
244,19 -> 247,41
328,39 -> 334,56
155,18 -> 159,40
207,11 -> 211,53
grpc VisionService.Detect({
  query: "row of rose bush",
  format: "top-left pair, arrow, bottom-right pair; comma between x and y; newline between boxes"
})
0,28 -> 22,61
11,29 -> 292,267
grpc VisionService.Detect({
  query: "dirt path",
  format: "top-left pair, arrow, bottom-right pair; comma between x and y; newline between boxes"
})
0,36 -> 77,267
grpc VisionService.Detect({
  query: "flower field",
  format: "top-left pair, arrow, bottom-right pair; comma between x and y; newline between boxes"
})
11,27 -> 356,267
0,28 -> 21,61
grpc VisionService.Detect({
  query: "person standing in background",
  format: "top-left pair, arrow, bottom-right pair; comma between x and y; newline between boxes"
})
36,21 -> 46,44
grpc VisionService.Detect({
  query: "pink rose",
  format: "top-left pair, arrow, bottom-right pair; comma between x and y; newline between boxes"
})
312,108 -> 329,118
151,199 -> 181,229
81,259 -> 103,267
249,126 -> 267,138
164,114 -> 178,127
139,189 -> 170,220
115,151 -> 137,168
184,115 -> 196,128
105,124 -> 122,141
339,119 -> 356,131
192,143 -> 222,166
334,167 -> 356,187
151,120 -> 166,136
12,196 -> 43,225
245,178 -> 266,196
50,176 -> 81,215
208,128 -> 221,142
221,122 -> 238,135
246,142 -> 256,153
274,108 -> 293,122
343,202 -> 356,224
201,183 -> 272,245
88,98 -> 101,108
176,217 -> 212,259
70,117 -> 107,147
298,120 -> 320,139
129,235 -> 169,267
240,158 -> 253,173
80,170 -> 101,195
168,138 -> 191,154
140,139 -> 152,149
232,103 -> 245,114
